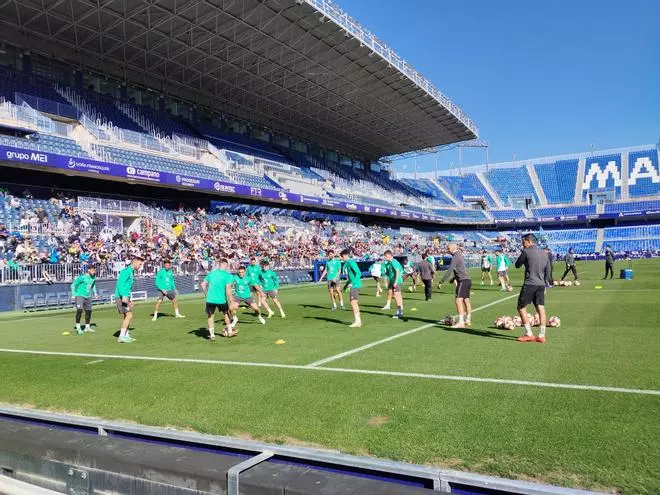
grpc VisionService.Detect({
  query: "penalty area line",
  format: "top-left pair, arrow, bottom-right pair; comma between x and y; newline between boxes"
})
0,348 -> 657,396
305,293 -> 519,368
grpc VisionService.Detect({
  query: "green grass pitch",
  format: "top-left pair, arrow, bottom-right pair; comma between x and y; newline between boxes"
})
0,259 -> 658,494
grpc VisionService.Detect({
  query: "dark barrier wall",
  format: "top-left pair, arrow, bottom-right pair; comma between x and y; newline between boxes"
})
0,269 -> 314,312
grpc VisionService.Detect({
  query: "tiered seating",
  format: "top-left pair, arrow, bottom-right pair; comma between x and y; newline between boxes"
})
71,91 -> 143,133
532,205 -> 596,217
398,179 -> 455,206
490,209 -> 525,220
534,160 -> 578,204
96,145 -> 228,181
0,66 -> 68,105
543,228 -> 597,254
225,151 -> 252,166
605,239 -> 660,251
433,208 -> 488,221
582,154 -> 622,199
603,225 -> 660,239
628,150 -> 660,198
229,172 -> 280,189
484,168 -> 537,204
135,105 -> 197,138
604,200 -> 660,213
436,175 -> 496,205
0,134 -> 87,157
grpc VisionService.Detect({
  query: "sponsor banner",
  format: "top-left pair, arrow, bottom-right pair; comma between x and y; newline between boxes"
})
0,144 -> 469,224
646,210 -> 660,215
618,211 -> 644,217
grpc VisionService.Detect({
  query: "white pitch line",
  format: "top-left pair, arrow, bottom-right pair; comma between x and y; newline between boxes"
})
86,359 -> 105,365
0,348 -> 657,396
305,293 -> 519,368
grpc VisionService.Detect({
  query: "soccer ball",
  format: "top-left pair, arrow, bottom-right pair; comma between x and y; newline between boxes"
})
507,284 -> 513,292
408,286 -> 414,292
513,316 -> 522,327
553,280 -> 560,286
574,280 -> 581,286
548,316 -> 561,328
565,280 -> 573,287
506,321 -> 516,330
443,315 -> 457,326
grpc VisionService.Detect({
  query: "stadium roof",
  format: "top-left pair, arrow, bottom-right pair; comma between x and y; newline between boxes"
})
0,0 -> 478,160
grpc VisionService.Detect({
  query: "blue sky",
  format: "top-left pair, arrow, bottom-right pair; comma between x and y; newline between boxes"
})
339,0 -> 660,173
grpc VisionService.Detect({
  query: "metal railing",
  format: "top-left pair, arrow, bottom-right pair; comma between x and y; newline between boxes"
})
15,93 -> 79,120
303,0 -> 478,136
0,99 -> 73,138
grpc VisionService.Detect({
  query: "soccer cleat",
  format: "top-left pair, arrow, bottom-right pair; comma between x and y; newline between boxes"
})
280,312 -> 286,318
152,314 -> 158,321
267,310 -> 275,319
84,327 -> 95,333
465,321 -> 472,327
451,322 -> 466,329
209,335 -> 216,342
117,335 -> 134,343
490,281 -> 494,285
331,306 -> 337,311
76,328 -> 84,335
175,314 -> 186,318
258,316 -> 266,325
517,335 -> 536,342
480,281 -> 484,285
349,321 -> 362,328
340,305 -> 345,311
391,314 -> 399,319
536,336 -> 546,343
381,304 -> 391,310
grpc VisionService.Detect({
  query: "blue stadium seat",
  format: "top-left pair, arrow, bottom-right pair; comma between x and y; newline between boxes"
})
484,168 -> 537,204
436,175 -> 496,206
628,150 -> 660,198
534,160 -> 578,204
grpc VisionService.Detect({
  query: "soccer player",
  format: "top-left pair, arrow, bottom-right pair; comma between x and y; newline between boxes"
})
368,258 -> 383,297
230,266 -> 266,327
495,249 -> 512,291
560,248 -> 579,282
381,250 -> 404,319
340,249 -> 362,327
259,260 -> 286,318
515,234 -> 551,343
152,259 -> 185,321
114,256 -> 144,343
201,258 -> 235,341
71,264 -> 99,335
545,247 -> 555,287
438,243 -> 472,328
603,245 -> 615,279
247,256 -> 265,305
402,257 -> 417,291
480,251 -> 494,285
317,251 -> 345,310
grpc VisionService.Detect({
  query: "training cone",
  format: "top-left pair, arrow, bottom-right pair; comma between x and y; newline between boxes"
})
275,339 -> 285,345
594,285 -> 603,289
411,308 -> 418,312
61,331 -> 71,336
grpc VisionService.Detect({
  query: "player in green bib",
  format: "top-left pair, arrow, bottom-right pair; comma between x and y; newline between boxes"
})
381,250 -> 404,318
247,257 -> 265,307
114,256 -> 143,343
480,251 -> 494,286
317,250 -> 345,310
71,264 -> 99,335
152,259 -> 185,321
259,260 -> 286,318
229,266 -> 266,328
201,258 -> 235,340
340,249 -> 363,328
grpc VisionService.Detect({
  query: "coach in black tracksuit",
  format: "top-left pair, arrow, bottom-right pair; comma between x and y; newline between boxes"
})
417,257 -> 435,301
603,246 -> 615,279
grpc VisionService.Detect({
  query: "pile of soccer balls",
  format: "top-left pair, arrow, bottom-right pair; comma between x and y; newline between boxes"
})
440,315 -> 457,326
494,314 -> 561,329
554,280 -> 581,287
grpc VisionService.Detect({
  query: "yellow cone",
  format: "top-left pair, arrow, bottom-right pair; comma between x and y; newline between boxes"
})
275,339 -> 285,345
62,331 -> 71,336
411,308 -> 418,312
594,285 -> 603,289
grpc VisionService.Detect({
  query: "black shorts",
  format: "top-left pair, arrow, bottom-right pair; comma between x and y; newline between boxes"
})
264,290 -> 279,299
455,279 -> 472,299
327,280 -> 339,290
116,298 -> 132,314
388,282 -> 402,293
237,297 -> 255,306
206,302 -> 229,316
481,267 -> 491,273
157,290 -> 176,301
349,288 -> 360,301
75,296 -> 92,311
517,285 -> 546,309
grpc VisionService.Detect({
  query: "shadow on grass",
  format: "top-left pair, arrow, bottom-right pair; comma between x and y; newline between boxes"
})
303,316 -> 346,325
188,327 -> 211,340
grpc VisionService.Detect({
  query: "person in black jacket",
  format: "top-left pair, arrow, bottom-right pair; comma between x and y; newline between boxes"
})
603,246 -> 615,279
560,248 -> 579,281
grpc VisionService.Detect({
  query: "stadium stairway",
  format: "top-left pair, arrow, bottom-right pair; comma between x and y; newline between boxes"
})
527,164 -> 548,205
476,172 -> 503,207
430,178 -> 462,206
596,228 -> 605,252
574,157 -> 586,203
620,152 -> 630,200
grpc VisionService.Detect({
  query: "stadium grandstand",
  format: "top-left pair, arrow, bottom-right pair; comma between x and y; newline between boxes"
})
0,1 -> 659,494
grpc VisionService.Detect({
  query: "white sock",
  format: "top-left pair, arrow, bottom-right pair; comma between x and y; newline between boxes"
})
209,327 -> 215,337
539,325 -> 546,337
524,323 -> 532,336
333,303 -> 337,309
119,328 -> 127,337
85,324 -> 91,330
76,323 -> 81,330
458,314 -> 465,324
466,313 -> 471,322
175,310 -> 181,316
